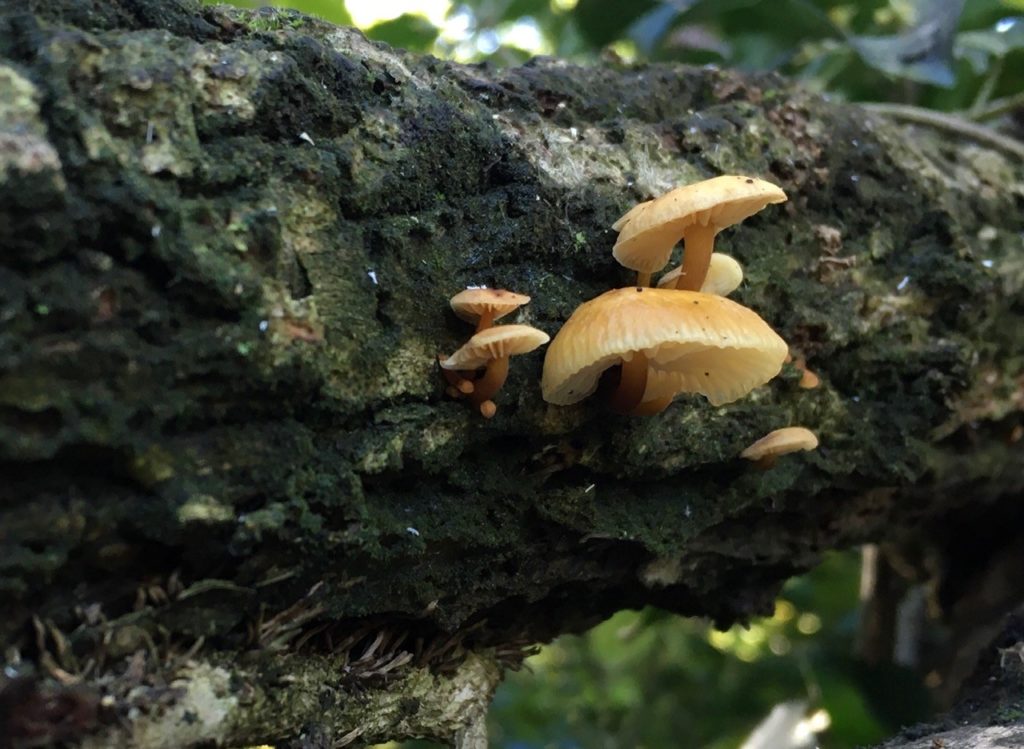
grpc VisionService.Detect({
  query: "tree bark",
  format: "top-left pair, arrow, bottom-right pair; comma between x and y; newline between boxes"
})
2,0 -> 1023,746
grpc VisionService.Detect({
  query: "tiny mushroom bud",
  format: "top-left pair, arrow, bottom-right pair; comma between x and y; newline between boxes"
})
450,288 -> 531,332
792,357 -> 821,389
658,253 -> 744,296
800,369 -> 821,389
613,175 -> 786,291
438,354 -> 475,398
442,324 -> 550,417
740,427 -> 819,468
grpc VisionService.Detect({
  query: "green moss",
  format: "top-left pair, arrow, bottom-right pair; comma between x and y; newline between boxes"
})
3,5 -> 1024,743
0,65 -> 42,127
242,10 -> 310,33
132,444 -> 177,486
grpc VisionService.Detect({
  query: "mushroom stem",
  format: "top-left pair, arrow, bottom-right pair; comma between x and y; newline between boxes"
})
675,223 -> 717,291
607,351 -> 648,413
630,395 -> 673,416
470,356 -> 510,405
475,310 -> 497,332
636,271 -> 652,288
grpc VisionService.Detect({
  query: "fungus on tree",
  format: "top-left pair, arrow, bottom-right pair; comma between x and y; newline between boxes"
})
449,288 -> 531,332
740,426 -> 819,467
612,175 -> 786,290
792,357 -> 821,389
658,253 -> 744,296
541,287 -> 787,415
441,288 -> 533,397
439,358 -> 477,399
441,324 -> 550,418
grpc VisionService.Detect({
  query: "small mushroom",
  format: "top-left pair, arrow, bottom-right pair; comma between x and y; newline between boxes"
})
450,288 -> 530,332
800,370 -> 820,389
441,324 -> 550,418
791,357 -> 821,389
740,427 -> 819,468
613,175 -> 786,290
541,287 -> 787,414
438,356 -> 476,398
658,253 -> 743,296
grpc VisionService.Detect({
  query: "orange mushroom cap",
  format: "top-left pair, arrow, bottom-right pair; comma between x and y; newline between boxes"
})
658,253 -> 744,296
449,288 -> 530,326
440,324 -> 550,371
541,287 -> 787,407
612,176 -> 787,275
740,427 -> 819,461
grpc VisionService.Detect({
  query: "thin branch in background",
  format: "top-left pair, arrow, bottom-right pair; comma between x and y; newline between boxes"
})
861,102 -> 1024,160
970,92 -> 1024,123
969,57 -> 1004,118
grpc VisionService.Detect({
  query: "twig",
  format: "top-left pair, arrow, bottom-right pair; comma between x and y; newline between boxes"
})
970,91 -> 1024,123
861,102 -> 1024,160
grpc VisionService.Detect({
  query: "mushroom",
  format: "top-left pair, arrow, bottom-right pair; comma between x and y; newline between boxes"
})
442,288 -> 533,396
450,288 -> 531,332
791,357 -> 821,389
541,286 -> 787,414
740,426 -> 819,467
658,253 -> 743,296
613,176 -> 786,290
441,324 -> 550,417
438,357 -> 477,398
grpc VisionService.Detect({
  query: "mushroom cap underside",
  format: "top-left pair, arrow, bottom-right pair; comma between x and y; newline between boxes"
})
612,176 -> 787,273
441,324 -> 550,370
541,287 -> 787,406
449,288 -> 531,323
611,199 -> 652,232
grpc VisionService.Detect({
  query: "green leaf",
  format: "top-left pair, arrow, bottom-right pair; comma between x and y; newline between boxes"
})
956,17 -> 1024,72
573,0 -> 657,47
365,13 -> 440,52
848,0 -> 966,87
505,0 -> 550,21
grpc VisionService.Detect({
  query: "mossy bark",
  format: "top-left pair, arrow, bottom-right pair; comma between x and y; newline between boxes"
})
2,0 -> 1023,746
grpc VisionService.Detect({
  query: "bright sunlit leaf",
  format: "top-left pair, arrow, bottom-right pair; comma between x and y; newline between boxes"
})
345,0 -> 450,27
366,13 -> 440,50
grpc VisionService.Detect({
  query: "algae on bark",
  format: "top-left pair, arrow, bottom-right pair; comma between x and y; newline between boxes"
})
1,0 -> 1023,745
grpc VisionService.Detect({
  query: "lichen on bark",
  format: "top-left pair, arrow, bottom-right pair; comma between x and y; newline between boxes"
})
1,0 -> 1023,745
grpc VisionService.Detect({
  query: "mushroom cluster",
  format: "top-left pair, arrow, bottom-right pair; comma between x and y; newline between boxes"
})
541,175 -> 792,416
439,288 -> 549,418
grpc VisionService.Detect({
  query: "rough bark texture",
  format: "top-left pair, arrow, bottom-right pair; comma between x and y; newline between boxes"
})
1,0 -> 1023,746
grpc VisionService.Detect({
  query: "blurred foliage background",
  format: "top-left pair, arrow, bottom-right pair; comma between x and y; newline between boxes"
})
205,0 -> 1024,116
486,551 -> 918,749
202,0 -> 1021,745
385,551 -> 932,748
